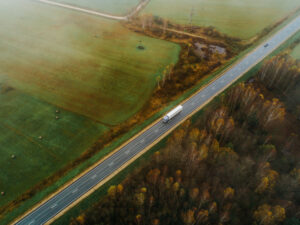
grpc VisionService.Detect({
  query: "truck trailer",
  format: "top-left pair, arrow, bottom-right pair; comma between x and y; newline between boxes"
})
163,105 -> 183,123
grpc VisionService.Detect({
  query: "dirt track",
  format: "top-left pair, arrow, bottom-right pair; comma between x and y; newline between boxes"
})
37,0 -> 150,20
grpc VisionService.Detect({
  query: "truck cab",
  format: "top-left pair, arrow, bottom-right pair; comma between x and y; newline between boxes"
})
163,116 -> 170,123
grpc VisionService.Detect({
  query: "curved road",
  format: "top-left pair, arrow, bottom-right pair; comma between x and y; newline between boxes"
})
15,15 -> 300,225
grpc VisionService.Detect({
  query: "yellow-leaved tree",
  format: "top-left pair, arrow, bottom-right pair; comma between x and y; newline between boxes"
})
253,204 -> 285,225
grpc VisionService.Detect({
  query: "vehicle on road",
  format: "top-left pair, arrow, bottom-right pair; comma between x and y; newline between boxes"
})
163,105 -> 183,123
264,43 -> 269,48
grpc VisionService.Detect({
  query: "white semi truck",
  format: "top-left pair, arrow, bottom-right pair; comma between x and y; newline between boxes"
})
163,105 -> 183,123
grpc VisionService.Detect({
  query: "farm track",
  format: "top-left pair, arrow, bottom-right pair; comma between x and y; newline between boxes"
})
36,0 -> 150,20
161,26 -> 225,45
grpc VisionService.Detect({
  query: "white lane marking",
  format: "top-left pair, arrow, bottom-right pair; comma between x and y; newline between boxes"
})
154,129 -> 159,133
211,86 -> 216,90
28,220 -> 35,225
91,174 -> 97,179
140,139 -> 145,143
125,150 -> 130,155
51,203 -> 57,209
191,102 -> 195,106
72,188 -> 78,194
220,79 -> 225,83
108,162 -> 114,167
201,94 -> 206,98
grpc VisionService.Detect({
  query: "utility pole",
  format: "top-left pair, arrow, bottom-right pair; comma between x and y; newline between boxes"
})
189,8 -> 195,31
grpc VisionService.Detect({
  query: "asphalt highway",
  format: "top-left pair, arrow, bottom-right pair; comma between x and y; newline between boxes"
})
15,15 -> 300,225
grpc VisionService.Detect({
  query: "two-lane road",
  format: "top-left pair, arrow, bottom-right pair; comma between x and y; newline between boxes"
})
15,15 -> 300,225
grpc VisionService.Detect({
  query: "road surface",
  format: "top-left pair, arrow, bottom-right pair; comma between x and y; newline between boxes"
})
37,0 -> 150,20
15,15 -> 300,225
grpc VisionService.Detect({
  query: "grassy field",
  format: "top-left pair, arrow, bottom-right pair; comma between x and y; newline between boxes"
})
53,0 -> 139,15
0,0 -> 180,212
143,0 -> 300,39
0,86 -> 108,207
0,0 -> 180,126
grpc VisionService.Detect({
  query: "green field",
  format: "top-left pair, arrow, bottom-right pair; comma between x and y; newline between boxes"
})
0,86 -> 108,207
53,0 -> 139,15
0,0 -> 179,210
143,0 -> 300,39
0,0 -> 180,126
